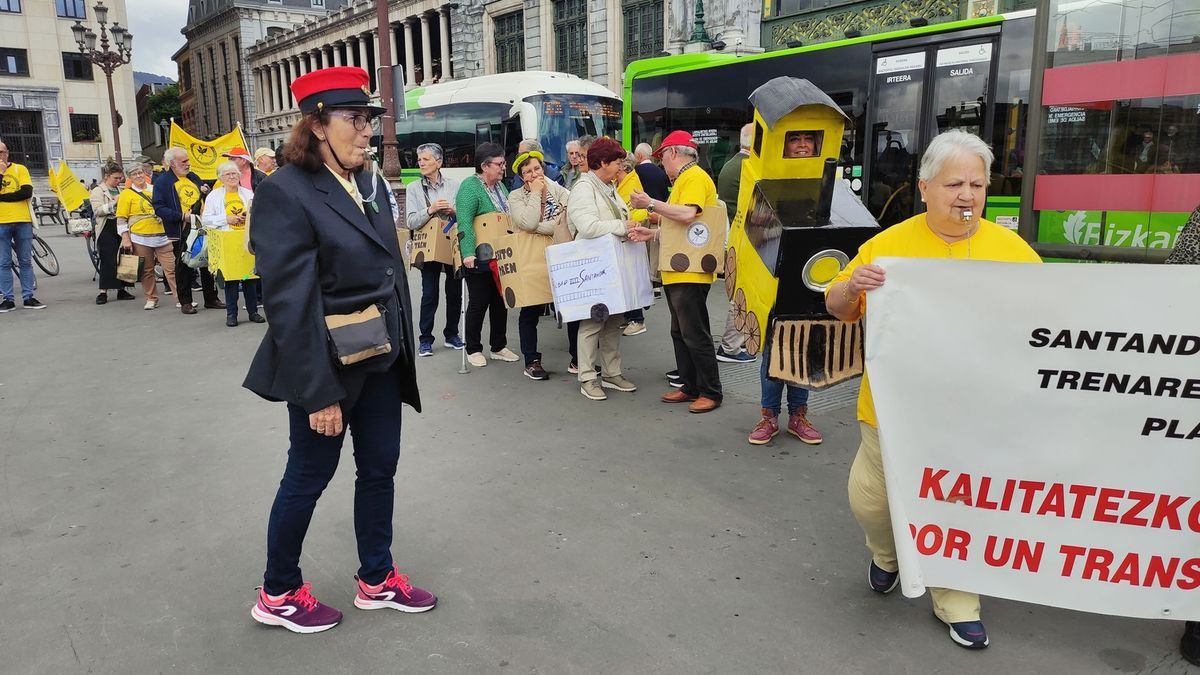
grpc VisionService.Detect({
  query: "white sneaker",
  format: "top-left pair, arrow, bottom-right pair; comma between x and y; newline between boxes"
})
490,347 -> 519,362
144,300 -> 158,310
467,352 -> 487,367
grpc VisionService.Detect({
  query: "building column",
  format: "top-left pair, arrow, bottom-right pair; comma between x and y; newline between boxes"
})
315,48 -> 325,70
359,32 -> 371,74
333,41 -> 344,66
291,57 -> 302,105
403,19 -> 417,89
389,21 -> 400,67
419,12 -> 433,86
438,7 -> 452,81
274,62 -> 284,112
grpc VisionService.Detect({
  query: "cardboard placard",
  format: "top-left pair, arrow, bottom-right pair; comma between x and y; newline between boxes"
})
659,201 -> 728,275
496,231 -> 553,308
395,226 -> 411,271
471,212 -> 512,252
410,217 -> 459,268
546,235 -> 654,323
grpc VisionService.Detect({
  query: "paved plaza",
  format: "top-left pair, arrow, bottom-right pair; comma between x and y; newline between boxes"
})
0,230 -> 1192,674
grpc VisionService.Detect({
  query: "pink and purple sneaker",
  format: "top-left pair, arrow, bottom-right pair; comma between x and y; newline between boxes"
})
250,582 -> 343,634
788,408 -> 824,445
354,565 -> 438,613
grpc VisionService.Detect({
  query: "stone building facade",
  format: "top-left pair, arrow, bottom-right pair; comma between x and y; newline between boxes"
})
0,0 -> 140,178
451,0 -> 761,96
177,0 -> 345,141
246,0 -> 455,150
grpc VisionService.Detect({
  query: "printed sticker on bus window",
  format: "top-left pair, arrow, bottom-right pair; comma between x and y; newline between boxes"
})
876,52 -> 925,75
935,43 -> 993,68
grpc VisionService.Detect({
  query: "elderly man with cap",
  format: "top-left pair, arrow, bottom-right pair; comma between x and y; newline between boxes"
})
244,65 -> 433,635
629,130 -> 723,413
154,146 -> 222,314
254,147 -> 277,176
221,146 -> 269,192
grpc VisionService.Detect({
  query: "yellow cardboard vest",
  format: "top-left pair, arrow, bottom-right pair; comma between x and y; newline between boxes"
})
658,201 -> 728,275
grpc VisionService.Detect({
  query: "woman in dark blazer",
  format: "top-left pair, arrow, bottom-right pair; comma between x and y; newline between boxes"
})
243,66 -> 436,634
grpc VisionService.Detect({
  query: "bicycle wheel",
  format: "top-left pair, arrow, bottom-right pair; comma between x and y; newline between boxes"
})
31,235 -> 60,276
85,233 -> 101,273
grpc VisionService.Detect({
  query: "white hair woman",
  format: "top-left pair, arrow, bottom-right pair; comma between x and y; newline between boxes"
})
403,142 -> 463,356
823,129 -> 1042,650
202,160 -> 262,326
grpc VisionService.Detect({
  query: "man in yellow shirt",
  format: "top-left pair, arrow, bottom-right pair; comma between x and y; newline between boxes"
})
825,129 -> 1041,651
629,131 -> 722,413
0,141 -> 46,311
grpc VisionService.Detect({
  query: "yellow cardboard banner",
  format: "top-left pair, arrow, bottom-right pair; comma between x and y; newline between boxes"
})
49,161 -> 91,211
208,229 -> 258,281
168,121 -> 249,180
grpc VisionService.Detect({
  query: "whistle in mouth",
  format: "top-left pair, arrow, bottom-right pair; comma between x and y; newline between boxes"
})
961,209 -> 973,222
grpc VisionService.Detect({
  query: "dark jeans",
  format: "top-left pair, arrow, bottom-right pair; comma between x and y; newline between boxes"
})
418,262 -> 461,343
665,283 -> 722,400
173,238 -> 218,305
224,279 -> 260,318
263,370 -> 403,595
760,341 -> 808,416
567,320 -> 580,363
464,271 -> 506,354
519,305 -> 545,365
624,309 -> 644,323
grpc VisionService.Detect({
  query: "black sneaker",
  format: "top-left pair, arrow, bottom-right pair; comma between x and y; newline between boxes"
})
946,619 -> 989,650
96,292 -> 108,305
24,297 -> 46,309
0,299 -> 14,313
666,370 -> 684,388
116,289 -> 136,300
226,315 -> 238,327
524,361 -> 549,381
868,560 -> 899,594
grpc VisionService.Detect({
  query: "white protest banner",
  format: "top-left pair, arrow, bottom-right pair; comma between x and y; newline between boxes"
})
546,235 -> 653,323
866,257 -> 1200,621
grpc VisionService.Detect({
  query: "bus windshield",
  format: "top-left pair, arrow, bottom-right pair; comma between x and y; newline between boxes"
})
527,94 -> 623,172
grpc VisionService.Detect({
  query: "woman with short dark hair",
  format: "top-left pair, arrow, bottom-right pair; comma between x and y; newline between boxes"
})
565,137 -> 641,401
455,142 -> 518,367
244,66 -> 435,635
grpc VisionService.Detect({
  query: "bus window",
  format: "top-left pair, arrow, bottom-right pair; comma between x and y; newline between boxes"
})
930,42 -> 994,140
443,102 -> 509,168
991,15 -> 1033,197
666,63 -> 751,176
869,51 -> 926,226
783,130 -> 823,158
526,94 -> 622,172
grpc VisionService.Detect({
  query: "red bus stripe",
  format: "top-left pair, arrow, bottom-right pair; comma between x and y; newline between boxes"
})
1034,174 -> 1200,213
1042,53 -> 1200,105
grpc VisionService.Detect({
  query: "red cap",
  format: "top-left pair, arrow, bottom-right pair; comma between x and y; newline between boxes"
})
289,66 -> 385,116
221,147 -> 252,161
652,130 -> 698,158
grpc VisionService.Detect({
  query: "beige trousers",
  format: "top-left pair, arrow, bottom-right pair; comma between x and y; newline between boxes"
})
132,242 -> 178,302
576,315 -> 623,383
848,422 -> 981,623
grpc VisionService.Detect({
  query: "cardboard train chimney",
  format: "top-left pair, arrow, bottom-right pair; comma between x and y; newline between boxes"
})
726,76 -> 880,389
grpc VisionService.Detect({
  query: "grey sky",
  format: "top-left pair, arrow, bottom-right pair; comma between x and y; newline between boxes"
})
127,0 -> 188,78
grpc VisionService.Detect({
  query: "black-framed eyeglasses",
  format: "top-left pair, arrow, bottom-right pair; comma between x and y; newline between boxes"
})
330,110 -> 380,133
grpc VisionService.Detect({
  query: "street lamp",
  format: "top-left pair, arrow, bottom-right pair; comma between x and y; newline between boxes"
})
71,1 -> 132,168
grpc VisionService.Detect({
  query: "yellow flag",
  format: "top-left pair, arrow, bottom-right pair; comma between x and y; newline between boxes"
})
168,121 -> 249,181
208,229 -> 258,280
49,161 -> 91,211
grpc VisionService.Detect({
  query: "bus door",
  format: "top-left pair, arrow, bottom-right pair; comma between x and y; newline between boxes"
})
866,34 -> 999,226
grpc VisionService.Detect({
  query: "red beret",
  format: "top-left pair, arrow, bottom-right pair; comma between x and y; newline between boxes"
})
289,66 -> 385,116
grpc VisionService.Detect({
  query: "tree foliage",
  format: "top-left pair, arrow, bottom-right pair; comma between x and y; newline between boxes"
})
146,84 -> 181,127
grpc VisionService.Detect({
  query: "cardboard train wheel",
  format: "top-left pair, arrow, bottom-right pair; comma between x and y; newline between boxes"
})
744,311 -> 761,355
732,287 -> 748,332
724,247 -> 737,300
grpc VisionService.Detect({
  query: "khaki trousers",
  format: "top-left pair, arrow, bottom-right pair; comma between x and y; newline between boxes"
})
576,315 -> 623,383
848,422 -> 981,623
132,242 -> 178,302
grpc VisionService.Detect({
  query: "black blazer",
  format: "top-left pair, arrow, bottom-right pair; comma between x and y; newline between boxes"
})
243,163 -> 420,415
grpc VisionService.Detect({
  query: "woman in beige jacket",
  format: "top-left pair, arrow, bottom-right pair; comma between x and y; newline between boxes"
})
88,161 -> 135,304
508,151 -> 570,381
565,138 -> 640,401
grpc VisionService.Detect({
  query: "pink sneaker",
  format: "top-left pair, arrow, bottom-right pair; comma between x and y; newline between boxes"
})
250,582 -> 343,634
354,565 -> 438,613
748,408 -> 780,445
788,407 -> 823,444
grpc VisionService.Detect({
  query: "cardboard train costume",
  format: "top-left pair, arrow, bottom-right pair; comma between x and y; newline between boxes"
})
726,77 -> 880,389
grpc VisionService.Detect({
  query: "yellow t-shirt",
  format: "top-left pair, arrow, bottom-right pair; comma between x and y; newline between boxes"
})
115,186 -> 163,235
617,171 -> 648,222
828,213 -> 1042,428
0,162 -> 33,224
175,177 -> 202,215
662,164 -> 717,286
225,191 -> 247,229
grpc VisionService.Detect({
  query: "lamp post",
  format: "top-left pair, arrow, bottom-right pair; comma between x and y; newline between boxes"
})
374,0 -> 401,178
71,1 -> 132,168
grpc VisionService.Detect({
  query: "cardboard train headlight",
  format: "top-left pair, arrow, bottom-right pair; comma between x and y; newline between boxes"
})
726,76 -> 880,389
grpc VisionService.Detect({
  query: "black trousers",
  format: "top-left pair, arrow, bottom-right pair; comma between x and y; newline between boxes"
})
464,271 -> 506,354
418,262 -> 461,343
518,304 -> 545,365
96,222 -> 127,290
567,320 -> 580,363
665,283 -> 722,400
173,238 -> 218,305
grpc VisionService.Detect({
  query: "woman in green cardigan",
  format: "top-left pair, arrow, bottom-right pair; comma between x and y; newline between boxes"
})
456,142 -> 519,367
